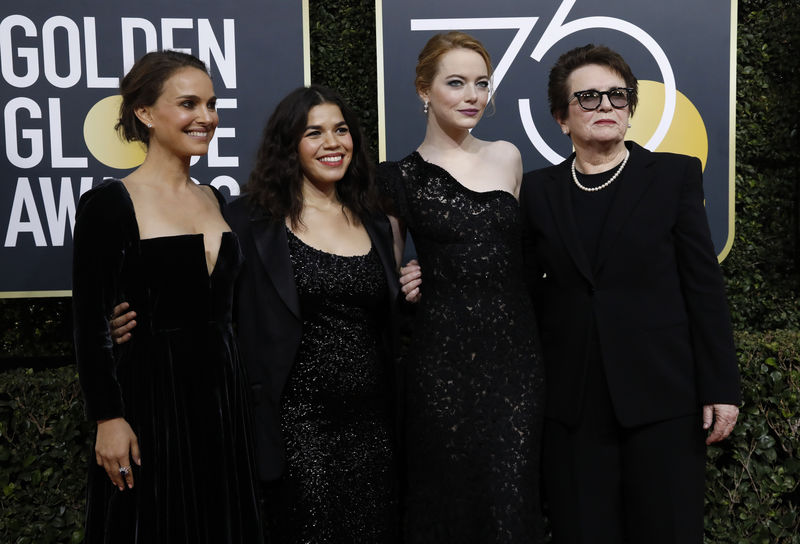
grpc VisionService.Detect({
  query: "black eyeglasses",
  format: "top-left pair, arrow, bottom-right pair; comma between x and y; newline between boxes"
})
569,88 -> 634,111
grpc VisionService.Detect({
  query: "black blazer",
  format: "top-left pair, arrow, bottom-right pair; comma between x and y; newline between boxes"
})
225,196 -> 400,482
520,142 -> 740,428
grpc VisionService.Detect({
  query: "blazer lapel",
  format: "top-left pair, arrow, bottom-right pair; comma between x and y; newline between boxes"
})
593,142 -> 656,275
543,159 -> 594,284
250,215 -> 301,320
364,215 -> 400,305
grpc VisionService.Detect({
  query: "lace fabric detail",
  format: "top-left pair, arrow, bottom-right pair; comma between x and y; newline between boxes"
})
379,153 -> 545,542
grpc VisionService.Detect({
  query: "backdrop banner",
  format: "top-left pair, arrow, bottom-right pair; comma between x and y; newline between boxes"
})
378,0 -> 735,258
0,0 -> 308,296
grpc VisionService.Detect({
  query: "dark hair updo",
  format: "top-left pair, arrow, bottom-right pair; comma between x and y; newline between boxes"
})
116,50 -> 210,145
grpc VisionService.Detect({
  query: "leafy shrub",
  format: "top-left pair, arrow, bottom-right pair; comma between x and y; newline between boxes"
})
705,330 -> 800,543
0,367 -> 92,544
723,0 -> 800,331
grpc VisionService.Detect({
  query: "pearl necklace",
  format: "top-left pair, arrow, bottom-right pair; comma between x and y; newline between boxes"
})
571,149 -> 630,192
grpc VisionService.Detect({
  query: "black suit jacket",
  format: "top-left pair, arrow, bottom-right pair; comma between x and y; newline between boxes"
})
225,196 -> 400,481
520,142 -> 740,428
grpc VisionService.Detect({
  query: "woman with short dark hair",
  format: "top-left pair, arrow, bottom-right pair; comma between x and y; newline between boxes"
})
520,44 -> 740,543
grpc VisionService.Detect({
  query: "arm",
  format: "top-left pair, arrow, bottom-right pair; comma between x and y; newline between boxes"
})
388,214 -> 422,303
378,161 -> 421,303
672,157 -> 741,442
519,173 -> 546,301
72,185 -> 140,489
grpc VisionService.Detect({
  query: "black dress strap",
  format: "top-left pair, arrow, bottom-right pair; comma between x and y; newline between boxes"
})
205,184 -> 227,211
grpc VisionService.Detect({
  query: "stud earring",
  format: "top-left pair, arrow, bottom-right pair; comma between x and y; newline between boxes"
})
423,101 -> 429,114
147,123 -> 153,128
562,128 -> 569,135
627,123 -> 631,128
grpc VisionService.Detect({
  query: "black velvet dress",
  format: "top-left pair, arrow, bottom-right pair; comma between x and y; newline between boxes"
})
379,153 -> 545,543
261,227 -> 400,543
72,179 -> 263,544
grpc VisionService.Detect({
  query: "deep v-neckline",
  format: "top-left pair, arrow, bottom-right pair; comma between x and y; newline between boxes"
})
116,179 -> 230,277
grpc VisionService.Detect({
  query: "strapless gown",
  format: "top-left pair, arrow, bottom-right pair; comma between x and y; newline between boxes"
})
74,180 -> 263,543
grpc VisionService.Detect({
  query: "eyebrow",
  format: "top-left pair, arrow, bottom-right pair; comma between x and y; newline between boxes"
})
175,94 -> 217,101
443,74 -> 489,79
304,120 -> 348,131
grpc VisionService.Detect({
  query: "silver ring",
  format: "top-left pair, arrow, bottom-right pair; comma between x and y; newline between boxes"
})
119,465 -> 131,476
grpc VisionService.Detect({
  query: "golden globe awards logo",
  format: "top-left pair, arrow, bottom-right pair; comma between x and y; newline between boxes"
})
405,9 -> 711,169
84,96 -> 147,169
379,0 -> 734,258
627,82 -> 708,168
2,14 -> 239,249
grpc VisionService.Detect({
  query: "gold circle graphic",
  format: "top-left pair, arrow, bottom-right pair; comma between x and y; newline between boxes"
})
83,95 -> 146,169
626,80 -> 708,170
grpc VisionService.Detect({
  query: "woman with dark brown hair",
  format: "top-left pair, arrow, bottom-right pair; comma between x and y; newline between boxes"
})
521,44 -> 740,543
73,50 -> 263,543
228,84 -> 401,542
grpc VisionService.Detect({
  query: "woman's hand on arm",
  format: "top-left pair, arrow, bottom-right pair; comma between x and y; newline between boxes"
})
110,302 -> 137,344
399,259 -> 422,303
95,417 -> 141,490
703,403 -> 739,444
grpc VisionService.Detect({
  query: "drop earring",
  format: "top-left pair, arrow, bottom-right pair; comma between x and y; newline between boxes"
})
423,101 -> 429,114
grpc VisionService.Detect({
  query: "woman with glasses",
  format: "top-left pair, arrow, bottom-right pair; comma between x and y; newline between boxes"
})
519,44 -> 741,543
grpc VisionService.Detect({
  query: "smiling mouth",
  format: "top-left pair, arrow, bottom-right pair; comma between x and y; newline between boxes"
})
185,130 -> 209,138
318,154 -> 345,166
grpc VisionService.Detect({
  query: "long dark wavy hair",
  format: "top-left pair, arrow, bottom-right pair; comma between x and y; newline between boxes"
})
245,85 -> 378,227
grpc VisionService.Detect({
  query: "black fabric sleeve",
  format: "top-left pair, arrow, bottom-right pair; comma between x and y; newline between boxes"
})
72,182 -> 130,421
376,161 -> 408,222
673,157 -> 741,405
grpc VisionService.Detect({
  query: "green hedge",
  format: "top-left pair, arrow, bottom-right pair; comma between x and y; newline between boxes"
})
705,330 -> 800,543
722,0 -> 800,331
2,332 -> 798,543
0,367 -> 91,544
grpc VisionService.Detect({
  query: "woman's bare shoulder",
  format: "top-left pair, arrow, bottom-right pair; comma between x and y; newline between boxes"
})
482,139 -> 521,161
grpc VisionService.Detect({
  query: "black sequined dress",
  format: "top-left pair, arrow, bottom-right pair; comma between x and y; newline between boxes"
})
379,152 -> 544,542
262,227 -> 400,543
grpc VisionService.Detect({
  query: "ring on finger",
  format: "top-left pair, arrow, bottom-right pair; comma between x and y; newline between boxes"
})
119,465 -> 131,475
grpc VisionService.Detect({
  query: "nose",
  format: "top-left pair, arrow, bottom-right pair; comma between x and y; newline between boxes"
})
464,84 -> 478,102
597,93 -> 613,111
198,106 -> 215,125
322,130 -> 339,148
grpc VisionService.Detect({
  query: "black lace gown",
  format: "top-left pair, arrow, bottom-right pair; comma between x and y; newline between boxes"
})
73,180 -> 263,544
261,228 -> 400,543
379,152 -> 544,543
